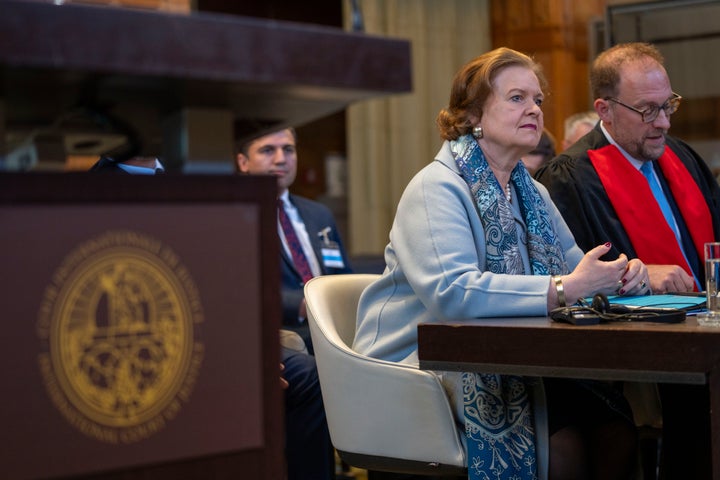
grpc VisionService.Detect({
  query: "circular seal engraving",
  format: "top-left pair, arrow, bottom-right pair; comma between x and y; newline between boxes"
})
37,230 -> 204,444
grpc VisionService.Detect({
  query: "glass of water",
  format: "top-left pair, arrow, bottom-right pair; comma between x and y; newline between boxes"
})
698,242 -> 720,326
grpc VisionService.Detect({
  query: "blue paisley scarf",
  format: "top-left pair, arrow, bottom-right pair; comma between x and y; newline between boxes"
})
451,134 -> 568,480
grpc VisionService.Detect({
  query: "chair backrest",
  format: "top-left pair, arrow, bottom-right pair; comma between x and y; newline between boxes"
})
304,274 -> 466,476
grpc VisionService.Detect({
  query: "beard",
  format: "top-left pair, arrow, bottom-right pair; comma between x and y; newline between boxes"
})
632,131 -> 667,161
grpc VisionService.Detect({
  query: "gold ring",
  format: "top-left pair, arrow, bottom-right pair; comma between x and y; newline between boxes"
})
640,280 -> 647,289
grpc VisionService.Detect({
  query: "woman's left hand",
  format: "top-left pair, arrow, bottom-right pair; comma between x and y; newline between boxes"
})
617,258 -> 650,295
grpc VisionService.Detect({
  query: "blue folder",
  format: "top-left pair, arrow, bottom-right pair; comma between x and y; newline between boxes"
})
608,293 -> 707,313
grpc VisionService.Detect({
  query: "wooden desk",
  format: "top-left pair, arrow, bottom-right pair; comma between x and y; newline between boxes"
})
417,317 -> 720,478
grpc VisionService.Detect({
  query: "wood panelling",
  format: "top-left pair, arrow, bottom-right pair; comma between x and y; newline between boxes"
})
491,0 -> 605,141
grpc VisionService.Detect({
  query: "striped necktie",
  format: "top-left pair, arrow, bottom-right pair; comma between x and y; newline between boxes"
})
278,199 -> 314,283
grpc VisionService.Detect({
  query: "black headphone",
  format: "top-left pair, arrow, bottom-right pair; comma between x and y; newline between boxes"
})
570,293 -> 634,321
588,293 -> 631,315
552,293 -> 685,324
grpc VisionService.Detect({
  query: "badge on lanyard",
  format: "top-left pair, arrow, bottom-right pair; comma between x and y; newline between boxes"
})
318,227 -> 345,268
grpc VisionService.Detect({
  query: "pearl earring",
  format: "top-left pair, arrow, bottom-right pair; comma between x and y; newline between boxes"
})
472,125 -> 483,139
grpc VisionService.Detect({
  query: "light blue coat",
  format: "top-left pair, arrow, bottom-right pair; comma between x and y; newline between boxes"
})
353,140 -> 584,364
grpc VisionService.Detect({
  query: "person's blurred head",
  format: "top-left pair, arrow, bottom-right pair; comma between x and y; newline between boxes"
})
436,47 -> 547,159
591,42 -> 680,162
236,128 -> 298,194
521,128 -> 556,175
562,111 -> 599,150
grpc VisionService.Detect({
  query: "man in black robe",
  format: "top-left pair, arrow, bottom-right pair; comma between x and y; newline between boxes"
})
536,42 -> 720,480
537,129 -> 720,290
536,44 -> 720,294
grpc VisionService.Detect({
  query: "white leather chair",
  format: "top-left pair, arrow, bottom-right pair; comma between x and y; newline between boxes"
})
304,274 -> 467,476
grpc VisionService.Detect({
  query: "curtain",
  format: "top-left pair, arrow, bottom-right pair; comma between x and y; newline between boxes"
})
343,0 -> 491,254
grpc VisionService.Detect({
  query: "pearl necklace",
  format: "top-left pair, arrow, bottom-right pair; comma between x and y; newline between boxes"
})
505,183 -> 512,203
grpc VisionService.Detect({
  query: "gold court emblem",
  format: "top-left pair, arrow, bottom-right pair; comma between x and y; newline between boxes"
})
37,230 -> 204,444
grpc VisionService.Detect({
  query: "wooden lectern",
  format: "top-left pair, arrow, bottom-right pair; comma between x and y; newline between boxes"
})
0,173 -> 283,479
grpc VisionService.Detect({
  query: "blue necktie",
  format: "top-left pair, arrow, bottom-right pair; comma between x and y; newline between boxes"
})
640,162 -> 678,236
640,162 -> 701,289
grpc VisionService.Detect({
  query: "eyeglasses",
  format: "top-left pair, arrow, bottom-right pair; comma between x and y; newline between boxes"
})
604,92 -> 682,123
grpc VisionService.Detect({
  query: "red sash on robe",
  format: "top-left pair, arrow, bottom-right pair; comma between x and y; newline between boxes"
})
589,144 -> 714,286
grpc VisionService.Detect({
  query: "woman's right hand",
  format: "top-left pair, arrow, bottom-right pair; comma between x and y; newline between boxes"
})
561,242 -> 629,306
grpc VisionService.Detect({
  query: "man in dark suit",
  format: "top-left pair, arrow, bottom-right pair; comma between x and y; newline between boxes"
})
237,126 -> 355,480
236,127 -> 353,353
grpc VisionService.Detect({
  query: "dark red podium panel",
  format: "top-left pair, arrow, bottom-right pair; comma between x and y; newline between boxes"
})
0,173 -> 283,480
